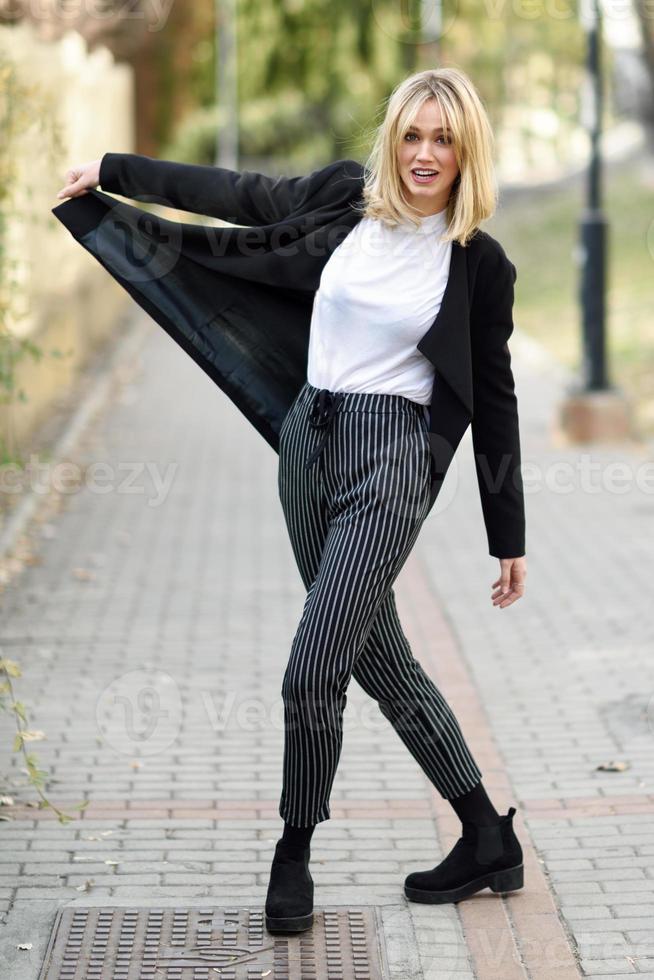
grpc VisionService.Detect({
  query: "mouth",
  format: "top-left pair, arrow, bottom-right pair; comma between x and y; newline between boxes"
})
410,168 -> 439,185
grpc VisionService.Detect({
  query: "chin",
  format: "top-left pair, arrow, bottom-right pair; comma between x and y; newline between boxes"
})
403,182 -> 439,199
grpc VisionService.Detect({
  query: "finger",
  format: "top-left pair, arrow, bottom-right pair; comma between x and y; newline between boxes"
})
498,583 -> 525,607
495,577 -> 525,599
57,182 -> 86,199
492,588 -> 514,604
60,170 -> 81,190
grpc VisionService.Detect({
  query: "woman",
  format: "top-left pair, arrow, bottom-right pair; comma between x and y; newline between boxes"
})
56,66 -> 527,934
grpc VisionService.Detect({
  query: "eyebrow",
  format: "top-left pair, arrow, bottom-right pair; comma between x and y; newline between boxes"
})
406,125 -> 446,133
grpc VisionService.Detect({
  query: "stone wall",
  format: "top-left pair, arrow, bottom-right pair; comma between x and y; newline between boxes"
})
0,23 -> 134,458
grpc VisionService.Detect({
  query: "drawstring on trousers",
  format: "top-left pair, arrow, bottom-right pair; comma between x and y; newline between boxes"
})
304,388 -> 346,470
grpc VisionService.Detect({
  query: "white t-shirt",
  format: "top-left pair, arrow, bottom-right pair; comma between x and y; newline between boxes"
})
306,206 -> 451,406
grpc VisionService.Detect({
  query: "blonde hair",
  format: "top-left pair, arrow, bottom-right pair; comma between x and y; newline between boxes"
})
353,67 -> 498,247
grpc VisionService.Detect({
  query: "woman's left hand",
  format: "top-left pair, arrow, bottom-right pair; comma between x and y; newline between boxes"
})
491,556 -> 526,608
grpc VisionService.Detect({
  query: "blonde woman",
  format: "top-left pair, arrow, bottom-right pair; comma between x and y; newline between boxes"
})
55,66 -> 527,934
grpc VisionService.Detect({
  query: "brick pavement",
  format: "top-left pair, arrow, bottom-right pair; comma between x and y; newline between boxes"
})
0,311 -> 652,978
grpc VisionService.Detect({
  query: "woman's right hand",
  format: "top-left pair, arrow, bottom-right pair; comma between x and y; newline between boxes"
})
56,159 -> 102,199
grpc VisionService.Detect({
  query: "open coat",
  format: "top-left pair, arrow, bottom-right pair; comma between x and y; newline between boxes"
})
51,153 -> 526,558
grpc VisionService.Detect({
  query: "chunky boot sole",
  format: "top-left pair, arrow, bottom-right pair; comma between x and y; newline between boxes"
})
404,862 -> 524,904
265,910 -> 314,933
264,838 -> 314,933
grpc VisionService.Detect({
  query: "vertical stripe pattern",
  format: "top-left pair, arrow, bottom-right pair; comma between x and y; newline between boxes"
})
277,380 -> 482,826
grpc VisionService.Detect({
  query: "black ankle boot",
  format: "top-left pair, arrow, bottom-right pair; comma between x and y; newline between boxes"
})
404,806 -> 524,904
265,839 -> 314,933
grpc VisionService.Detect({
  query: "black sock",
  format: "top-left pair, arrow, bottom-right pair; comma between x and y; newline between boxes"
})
281,821 -> 316,848
449,781 -> 501,827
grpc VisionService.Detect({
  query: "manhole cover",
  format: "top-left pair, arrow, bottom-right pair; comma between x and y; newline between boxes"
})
38,906 -> 387,979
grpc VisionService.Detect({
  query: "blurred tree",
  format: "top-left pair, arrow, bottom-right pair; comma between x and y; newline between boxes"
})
164,0 -> 410,169
633,0 -> 654,127
440,0 -> 584,138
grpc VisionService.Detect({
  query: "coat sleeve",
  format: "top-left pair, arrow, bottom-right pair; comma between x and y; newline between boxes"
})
470,246 -> 526,559
98,152 -> 338,226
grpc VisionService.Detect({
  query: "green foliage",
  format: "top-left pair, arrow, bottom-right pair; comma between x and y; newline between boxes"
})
163,0 -> 409,168
164,91 -> 334,167
0,658 -> 89,824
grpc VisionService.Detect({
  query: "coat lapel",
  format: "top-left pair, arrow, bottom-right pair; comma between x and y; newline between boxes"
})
415,240 -> 473,419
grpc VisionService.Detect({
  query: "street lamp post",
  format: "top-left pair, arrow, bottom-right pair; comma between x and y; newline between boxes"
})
559,0 -> 633,443
579,0 -> 608,391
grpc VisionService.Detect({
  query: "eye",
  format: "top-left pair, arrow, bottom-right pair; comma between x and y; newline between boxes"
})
404,133 -> 451,144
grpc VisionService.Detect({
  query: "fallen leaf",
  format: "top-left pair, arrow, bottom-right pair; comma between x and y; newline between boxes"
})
74,879 -> 94,892
19,730 -> 46,743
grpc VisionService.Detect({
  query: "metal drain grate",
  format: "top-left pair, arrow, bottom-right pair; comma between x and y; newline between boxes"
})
38,906 -> 387,979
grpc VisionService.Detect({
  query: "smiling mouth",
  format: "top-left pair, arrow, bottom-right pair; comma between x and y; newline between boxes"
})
411,168 -> 439,183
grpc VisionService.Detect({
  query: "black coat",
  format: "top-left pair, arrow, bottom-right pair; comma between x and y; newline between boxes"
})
52,153 -> 525,558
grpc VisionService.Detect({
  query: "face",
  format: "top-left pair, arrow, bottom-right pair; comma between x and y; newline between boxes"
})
397,98 -> 460,217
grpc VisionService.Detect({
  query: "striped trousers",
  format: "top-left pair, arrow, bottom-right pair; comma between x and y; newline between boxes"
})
276,380 -> 482,827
